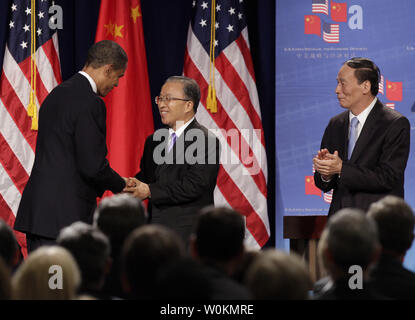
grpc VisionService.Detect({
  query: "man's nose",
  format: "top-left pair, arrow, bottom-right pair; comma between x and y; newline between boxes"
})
335,83 -> 341,94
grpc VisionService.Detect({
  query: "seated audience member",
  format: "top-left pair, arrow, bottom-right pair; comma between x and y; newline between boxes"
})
367,196 -> 415,299
190,206 -> 251,300
57,222 -> 112,299
0,219 -> 21,271
154,257 -> 213,300
121,224 -> 185,299
314,208 -> 384,300
244,249 -> 311,300
93,194 -> 147,298
12,246 -> 80,300
0,257 -> 11,300
232,249 -> 260,285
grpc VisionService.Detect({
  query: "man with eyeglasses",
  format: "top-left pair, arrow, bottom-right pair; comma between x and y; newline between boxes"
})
313,57 -> 410,217
124,76 -> 220,244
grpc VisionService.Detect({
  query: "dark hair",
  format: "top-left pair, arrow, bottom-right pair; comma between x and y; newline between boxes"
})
85,40 -> 128,71
57,222 -> 110,291
165,76 -> 201,113
121,225 -> 185,299
0,219 -> 18,268
194,206 -> 245,262
344,57 -> 381,96
324,208 -> 379,271
368,196 -> 415,255
93,194 -> 147,252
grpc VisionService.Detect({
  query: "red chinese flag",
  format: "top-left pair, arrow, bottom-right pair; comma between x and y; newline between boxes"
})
95,0 -> 154,181
304,15 -> 321,36
386,80 -> 403,101
305,176 -> 322,197
331,1 -> 347,22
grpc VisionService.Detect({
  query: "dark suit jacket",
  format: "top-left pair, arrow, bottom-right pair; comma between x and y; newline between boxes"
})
14,73 -> 125,239
314,100 -> 410,216
136,119 -> 220,242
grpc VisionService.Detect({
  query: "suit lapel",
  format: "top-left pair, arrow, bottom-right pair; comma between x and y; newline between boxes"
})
155,119 -> 199,175
349,101 -> 382,163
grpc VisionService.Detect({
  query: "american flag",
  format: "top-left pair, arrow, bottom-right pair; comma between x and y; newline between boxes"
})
183,0 -> 269,248
323,22 -> 339,43
312,0 -> 329,15
0,0 -> 61,255
385,103 -> 395,109
323,190 -> 333,204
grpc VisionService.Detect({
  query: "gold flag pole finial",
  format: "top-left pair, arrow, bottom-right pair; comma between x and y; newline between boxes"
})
206,0 -> 217,113
27,0 -> 38,130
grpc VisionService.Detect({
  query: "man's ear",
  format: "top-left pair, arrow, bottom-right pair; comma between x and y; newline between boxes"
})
185,100 -> 194,113
103,64 -> 112,76
361,80 -> 371,95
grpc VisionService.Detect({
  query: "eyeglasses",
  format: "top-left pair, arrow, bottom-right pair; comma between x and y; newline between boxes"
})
155,96 -> 191,105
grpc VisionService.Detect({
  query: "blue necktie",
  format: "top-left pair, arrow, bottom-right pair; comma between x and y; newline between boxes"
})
348,117 -> 359,160
168,132 -> 177,152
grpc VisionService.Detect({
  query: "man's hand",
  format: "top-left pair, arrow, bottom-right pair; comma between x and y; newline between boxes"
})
123,177 -> 151,199
313,150 -> 343,178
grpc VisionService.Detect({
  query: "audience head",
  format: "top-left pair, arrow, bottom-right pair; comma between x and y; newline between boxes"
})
12,246 -> 80,300
154,258 -> 212,300
56,222 -> 110,293
318,208 -> 380,279
93,194 -> 147,253
244,249 -> 311,300
0,219 -> 20,269
191,206 -> 245,272
367,195 -> 415,257
121,224 -> 185,299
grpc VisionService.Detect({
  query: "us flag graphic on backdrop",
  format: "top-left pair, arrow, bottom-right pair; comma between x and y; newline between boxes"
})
323,21 -> 339,43
0,0 -> 61,255
184,0 -> 270,248
312,0 -> 329,15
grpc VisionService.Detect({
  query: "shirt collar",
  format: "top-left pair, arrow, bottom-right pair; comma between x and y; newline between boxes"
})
349,97 -> 377,126
78,71 -> 97,94
169,117 -> 195,138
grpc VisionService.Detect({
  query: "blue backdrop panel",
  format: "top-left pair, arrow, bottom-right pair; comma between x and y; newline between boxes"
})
276,0 -> 415,268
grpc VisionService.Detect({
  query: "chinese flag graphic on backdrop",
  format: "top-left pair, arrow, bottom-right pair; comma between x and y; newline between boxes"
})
331,0 -> 347,22
386,80 -> 403,101
305,15 -> 321,36
95,0 -> 154,196
305,176 -> 322,197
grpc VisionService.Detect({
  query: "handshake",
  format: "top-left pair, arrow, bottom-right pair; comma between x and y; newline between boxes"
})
122,177 -> 151,199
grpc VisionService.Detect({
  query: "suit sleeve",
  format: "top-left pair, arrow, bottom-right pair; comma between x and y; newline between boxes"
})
339,116 -> 410,193
149,133 -> 220,206
74,97 -> 125,196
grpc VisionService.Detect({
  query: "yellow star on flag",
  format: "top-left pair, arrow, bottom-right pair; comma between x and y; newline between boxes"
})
104,21 -> 114,36
113,24 -> 124,39
131,5 -> 141,23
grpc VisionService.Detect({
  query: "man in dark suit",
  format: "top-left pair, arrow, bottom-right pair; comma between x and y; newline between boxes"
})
124,76 -> 220,243
313,57 -> 410,216
15,40 -> 128,252
367,195 -> 415,299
